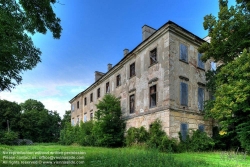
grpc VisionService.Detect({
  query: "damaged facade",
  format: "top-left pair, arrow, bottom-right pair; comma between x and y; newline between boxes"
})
69,21 -> 214,139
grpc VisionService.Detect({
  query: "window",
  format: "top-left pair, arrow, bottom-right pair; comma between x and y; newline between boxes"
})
198,124 -> 205,132
90,93 -> 93,102
84,97 -> 87,106
180,43 -> 188,62
130,62 -> 135,77
180,123 -> 188,141
97,88 -> 100,98
84,114 -> 87,123
90,112 -> 93,120
150,85 -> 157,108
198,87 -> 204,111
71,119 -> 74,126
77,101 -> 79,109
116,74 -> 121,87
106,82 -> 110,93
77,117 -> 80,125
150,48 -> 157,65
180,82 -> 188,106
71,104 -> 74,111
130,94 -> 135,114
197,53 -> 205,69
211,61 -> 216,71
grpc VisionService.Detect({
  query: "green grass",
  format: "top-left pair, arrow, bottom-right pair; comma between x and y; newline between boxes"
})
0,144 -> 249,167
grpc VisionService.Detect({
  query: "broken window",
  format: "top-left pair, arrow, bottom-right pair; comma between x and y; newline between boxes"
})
90,93 -> 93,102
97,88 -> 100,98
150,85 -> 157,108
90,112 -> 93,120
150,48 -> 157,65
77,101 -> 79,109
180,43 -> 188,62
198,87 -> 204,111
116,74 -> 121,87
130,94 -> 135,114
198,124 -> 205,132
130,62 -> 135,77
180,82 -> 188,106
197,53 -> 205,69
84,97 -> 87,106
106,82 -> 110,93
180,123 -> 188,141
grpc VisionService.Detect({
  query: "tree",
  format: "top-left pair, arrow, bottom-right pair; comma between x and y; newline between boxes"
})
199,0 -> 250,151
0,0 -> 62,91
61,110 -> 71,129
19,99 -> 61,142
93,94 -> 125,147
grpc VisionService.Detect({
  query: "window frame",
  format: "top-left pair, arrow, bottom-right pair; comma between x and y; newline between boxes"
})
149,85 -> 157,108
129,94 -> 135,114
179,43 -> 188,63
116,74 -> 121,87
77,101 -> 79,109
106,82 -> 110,93
150,48 -> 157,65
84,114 -> 87,123
130,62 -> 136,78
90,93 -> 93,102
97,88 -> 100,98
180,123 -> 188,141
90,112 -> 93,120
84,97 -> 87,106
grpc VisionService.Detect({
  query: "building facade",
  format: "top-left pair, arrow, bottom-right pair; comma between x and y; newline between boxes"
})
69,21 -> 214,139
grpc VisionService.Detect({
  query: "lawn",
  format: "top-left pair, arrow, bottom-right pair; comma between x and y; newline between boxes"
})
0,144 -> 249,167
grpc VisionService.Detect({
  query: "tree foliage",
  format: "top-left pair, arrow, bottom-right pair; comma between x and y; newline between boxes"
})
93,94 -> 125,147
0,0 -> 62,91
199,0 -> 250,151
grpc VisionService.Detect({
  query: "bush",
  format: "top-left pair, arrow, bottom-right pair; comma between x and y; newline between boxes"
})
126,126 -> 148,146
0,131 -> 18,145
147,120 -> 166,149
59,122 -> 77,145
78,121 -> 95,146
159,135 -> 178,153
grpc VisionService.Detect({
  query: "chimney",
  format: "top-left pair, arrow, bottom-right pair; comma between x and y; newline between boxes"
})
142,25 -> 156,41
107,63 -> 112,71
95,71 -> 105,81
123,49 -> 129,57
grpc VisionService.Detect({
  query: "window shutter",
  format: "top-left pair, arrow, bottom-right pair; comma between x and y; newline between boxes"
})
180,82 -> 188,106
181,123 -> 188,141
198,53 -> 204,69
198,124 -> 204,132
180,44 -> 188,62
198,88 -> 204,111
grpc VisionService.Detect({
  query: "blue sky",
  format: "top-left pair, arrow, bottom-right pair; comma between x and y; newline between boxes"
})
0,0 -> 235,117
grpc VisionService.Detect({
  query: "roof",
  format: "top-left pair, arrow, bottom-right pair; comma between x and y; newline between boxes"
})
69,20 -> 206,103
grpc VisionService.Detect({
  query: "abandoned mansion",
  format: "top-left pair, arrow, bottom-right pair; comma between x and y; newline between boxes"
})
69,20 -> 215,138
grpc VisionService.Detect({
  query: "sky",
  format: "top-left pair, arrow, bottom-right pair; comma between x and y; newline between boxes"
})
0,0 -> 236,118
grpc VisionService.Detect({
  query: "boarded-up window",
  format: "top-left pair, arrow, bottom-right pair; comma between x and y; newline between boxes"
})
84,114 -> 87,122
97,88 -> 100,98
150,85 -> 157,108
106,82 -> 110,93
116,74 -> 121,87
180,123 -> 188,141
130,63 -> 135,77
77,101 -> 79,109
84,97 -> 87,106
198,53 -> 205,69
198,87 -> 204,111
90,93 -> 93,102
198,124 -> 205,132
130,94 -> 135,114
150,48 -> 157,65
180,82 -> 188,106
180,43 -> 188,62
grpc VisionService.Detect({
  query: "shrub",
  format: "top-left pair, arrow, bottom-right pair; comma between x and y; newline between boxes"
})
126,126 -> 148,146
78,121 -> 95,146
147,120 -> 166,149
159,135 -> 178,153
0,131 -> 18,145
